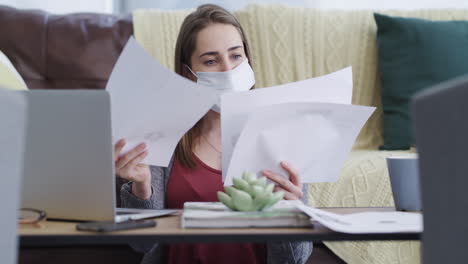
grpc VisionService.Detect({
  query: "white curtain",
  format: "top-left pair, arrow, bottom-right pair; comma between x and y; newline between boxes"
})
0,0 -> 113,14
313,0 -> 468,9
2,0 -> 468,14
116,0 -> 468,13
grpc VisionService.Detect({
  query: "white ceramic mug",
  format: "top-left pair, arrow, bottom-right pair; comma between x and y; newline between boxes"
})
386,155 -> 422,211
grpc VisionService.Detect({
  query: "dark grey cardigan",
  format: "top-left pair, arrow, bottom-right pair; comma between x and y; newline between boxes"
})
120,158 -> 313,264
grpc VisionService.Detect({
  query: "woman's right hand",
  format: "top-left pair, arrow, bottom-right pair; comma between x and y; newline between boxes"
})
114,139 -> 152,200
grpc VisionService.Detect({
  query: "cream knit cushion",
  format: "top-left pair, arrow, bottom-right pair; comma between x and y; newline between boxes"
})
235,6 -> 385,150
309,149 -> 419,264
133,9 -> 191,72
0,50 -> 27,90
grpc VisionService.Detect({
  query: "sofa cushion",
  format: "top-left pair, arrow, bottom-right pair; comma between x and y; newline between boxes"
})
375,13 -> 468,150
307,149 -> 420,263
0,5 -> 133,89
0,50 -> 27,90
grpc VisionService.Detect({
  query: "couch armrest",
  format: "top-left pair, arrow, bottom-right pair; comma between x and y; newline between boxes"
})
0,5 -> 133,89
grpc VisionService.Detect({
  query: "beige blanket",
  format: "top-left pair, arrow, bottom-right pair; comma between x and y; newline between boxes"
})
133,5 -> 468,263
311,150 -> 420,264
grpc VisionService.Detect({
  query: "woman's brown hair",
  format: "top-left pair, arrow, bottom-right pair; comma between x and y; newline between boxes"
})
174,4 -> 253,168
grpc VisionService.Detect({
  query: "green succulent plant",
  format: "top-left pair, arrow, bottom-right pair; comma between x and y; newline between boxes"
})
217,172 -> 284,211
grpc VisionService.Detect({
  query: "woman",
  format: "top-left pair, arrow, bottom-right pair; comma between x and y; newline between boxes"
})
116,4 -> 312,264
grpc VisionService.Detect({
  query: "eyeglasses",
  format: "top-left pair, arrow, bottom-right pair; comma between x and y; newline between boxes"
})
18,208 -> 46,228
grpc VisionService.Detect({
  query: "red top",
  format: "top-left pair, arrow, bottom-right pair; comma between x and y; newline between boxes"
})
165,154 -> 267,264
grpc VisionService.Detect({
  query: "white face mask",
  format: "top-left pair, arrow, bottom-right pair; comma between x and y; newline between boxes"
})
187,59 -> 255,112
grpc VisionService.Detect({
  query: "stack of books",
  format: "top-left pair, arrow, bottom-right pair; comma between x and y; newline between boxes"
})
182,200 -> 312,228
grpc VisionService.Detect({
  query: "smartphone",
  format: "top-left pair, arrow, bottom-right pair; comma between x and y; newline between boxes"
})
76,219 -> 157,232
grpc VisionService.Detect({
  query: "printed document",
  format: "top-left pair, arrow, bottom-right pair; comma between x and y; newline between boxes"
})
107,37 -> 217,166
296,204 -> 423,233
221,67 -> 374,183
224,101 -> 374,185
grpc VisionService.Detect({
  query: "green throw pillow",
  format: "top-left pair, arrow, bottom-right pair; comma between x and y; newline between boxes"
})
375,13 -> 468,150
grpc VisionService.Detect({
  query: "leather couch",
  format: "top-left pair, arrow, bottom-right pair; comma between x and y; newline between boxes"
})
0,5 -> 132,90
0,5 -> 344,264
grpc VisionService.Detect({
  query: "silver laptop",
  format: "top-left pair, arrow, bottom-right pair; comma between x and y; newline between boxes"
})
21,90 -> 175,222
412,74 -> 468,263
0,88 -> 26,264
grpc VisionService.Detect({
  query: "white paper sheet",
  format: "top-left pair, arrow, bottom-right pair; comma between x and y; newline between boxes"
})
224,102 -> 374,185
107,37 -> 218,166
221,67 -> 353,180
0,88 -> 26,264
296,204 -> 423,234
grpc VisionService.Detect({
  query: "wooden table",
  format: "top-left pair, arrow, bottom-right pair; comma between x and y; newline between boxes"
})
19,207 -> 421,247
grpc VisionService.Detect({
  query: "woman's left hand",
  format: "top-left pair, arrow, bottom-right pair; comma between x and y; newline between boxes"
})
261,161 -> 303,200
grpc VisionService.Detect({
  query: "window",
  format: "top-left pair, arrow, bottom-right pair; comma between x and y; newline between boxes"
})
0,0 -> 113,14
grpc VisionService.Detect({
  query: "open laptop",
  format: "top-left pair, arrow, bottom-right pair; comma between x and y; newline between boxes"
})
21,90 -> 176,222
412,74 -> 468,263
0,88 -> 26,264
